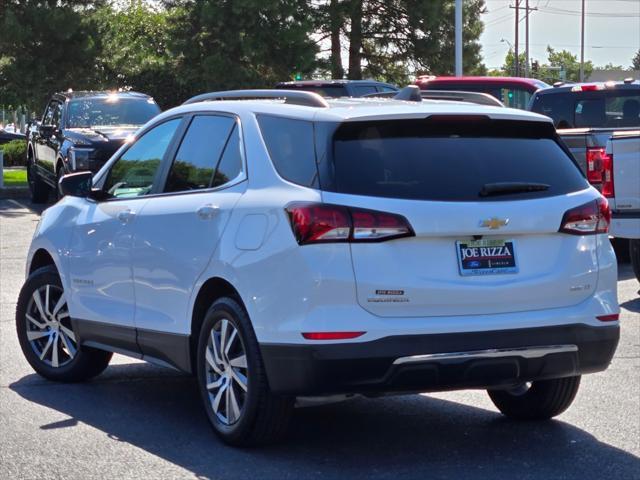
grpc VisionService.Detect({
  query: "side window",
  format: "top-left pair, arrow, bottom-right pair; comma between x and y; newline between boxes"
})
50,103 -> 63,128
165,115 -> 235,192
104,118 -> 181,198
212,124 -> 243,188
42,102 -> 56,126
378,86 -> 397,93
352,85 -> 378,96
257,115 -> 318,187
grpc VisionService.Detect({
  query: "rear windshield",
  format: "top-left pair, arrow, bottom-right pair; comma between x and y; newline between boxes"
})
530,89 -> 640,129
67,97 -> 161,128
325,118 -> 588,202
424,83 -> 536,110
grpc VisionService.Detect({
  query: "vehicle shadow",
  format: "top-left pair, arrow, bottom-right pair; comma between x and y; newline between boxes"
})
10,365 -> 640,480
0,198 -> 47,218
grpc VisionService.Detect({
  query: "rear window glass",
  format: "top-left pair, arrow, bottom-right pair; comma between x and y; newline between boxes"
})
425,83 -> 533,109
257,115 -> 318,187
531,90 -> 640,128
327,119 -> 587,202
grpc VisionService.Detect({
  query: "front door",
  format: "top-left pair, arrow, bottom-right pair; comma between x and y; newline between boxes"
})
131,115 -> 246,338
66,118 -> 183,346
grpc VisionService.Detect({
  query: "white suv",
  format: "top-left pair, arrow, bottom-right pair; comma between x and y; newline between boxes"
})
17,89 -> 620,446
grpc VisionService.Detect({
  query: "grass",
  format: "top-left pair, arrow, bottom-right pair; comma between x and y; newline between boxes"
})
2,168 -> 27,187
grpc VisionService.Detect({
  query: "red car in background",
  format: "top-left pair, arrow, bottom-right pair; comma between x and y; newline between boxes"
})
414,76 -> 549,110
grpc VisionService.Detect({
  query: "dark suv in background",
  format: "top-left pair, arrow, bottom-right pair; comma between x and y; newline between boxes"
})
275,79 -> 398,97
26,90 -> 161,203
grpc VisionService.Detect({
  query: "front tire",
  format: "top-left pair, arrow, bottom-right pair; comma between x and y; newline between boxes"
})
630,239 -> 640,282
16,266 -> 112,382
27,151 -> 50,204
488,376 -> 581,420
196,297 -> 293,446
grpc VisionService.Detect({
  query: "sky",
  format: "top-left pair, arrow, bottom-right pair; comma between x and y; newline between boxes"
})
479,0 -> 640,70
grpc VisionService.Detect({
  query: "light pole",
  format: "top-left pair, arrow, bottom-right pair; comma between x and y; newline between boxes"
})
455,0 -> 463,76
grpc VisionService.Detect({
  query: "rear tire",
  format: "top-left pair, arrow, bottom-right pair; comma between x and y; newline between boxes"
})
488,376 -> 581,420
16,266 -> 112,382
27,151 -> 50,204
630,239 -> 640,283
196,297 -> 294,446
55,165 -> 65,200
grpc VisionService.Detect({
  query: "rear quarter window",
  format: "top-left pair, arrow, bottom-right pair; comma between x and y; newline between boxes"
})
257,115 -> 319,188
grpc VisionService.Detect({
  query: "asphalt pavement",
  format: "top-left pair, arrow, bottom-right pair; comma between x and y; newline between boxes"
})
1,198 -> 638,480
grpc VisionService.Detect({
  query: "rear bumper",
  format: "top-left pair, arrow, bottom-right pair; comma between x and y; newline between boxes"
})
260,324 -> 619,395
610,211 -> 640,239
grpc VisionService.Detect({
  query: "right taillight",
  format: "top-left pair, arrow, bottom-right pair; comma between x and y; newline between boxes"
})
586,147 -> 614,198
286,203 -> 414,245
559,197 -> 611,235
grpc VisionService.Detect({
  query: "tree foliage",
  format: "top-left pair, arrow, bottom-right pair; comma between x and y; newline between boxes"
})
632,50 -> 640,71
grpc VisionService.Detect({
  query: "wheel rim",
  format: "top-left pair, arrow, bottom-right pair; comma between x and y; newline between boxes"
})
25,284 -> 77,368
205,318 -> 248,425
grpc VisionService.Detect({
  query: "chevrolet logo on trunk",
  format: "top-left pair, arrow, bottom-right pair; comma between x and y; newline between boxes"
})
480,218 -> 509,230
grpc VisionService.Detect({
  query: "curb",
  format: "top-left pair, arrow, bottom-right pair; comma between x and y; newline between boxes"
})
0,187 -> 30,199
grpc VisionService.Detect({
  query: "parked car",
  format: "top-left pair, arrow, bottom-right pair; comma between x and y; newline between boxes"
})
275,79 -> 398,97
415,76 -> 550,110
17,88 -> 619,447
528,79 -> 639,177
605,131 -> 640,281
26,90 -> 161,203
0,126 -> 25,145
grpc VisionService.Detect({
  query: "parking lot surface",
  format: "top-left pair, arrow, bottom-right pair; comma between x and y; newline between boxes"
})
1,198 -> 638,480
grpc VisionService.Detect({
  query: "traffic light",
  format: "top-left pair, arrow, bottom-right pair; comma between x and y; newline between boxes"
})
294,73 -> 302,81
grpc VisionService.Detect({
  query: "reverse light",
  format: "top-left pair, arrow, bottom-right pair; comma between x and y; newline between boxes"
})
286,203 -> 414,245
559,197 -> 610,235
302,332 -> 366,340
596,314 -> 619,322
586,148 -> 614,197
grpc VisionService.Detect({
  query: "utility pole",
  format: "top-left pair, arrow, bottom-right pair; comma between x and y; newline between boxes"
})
455,0 -> 463,76
514,0 -> 520,77
580,0 -> 585,82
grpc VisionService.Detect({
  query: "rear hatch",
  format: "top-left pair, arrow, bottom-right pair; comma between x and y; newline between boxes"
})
320,116 -> 598,317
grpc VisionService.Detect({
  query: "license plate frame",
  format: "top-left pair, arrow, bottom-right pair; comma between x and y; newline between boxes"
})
456,238 -> 518,276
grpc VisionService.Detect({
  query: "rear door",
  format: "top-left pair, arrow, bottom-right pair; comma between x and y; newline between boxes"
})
131,114 -> 246,337
321,117 -> 597,317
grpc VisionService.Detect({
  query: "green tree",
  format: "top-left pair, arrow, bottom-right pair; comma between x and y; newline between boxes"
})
499,49 -> 527,77
0,1 -> 105,112
632,50 -> 640,70
544,46 -> 593,82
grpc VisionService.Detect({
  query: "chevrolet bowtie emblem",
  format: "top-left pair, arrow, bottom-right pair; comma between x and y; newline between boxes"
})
480,218 -> 509,229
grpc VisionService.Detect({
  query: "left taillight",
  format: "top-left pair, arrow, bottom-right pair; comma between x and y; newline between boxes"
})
559,197 -> 611,235
586,147 -> 614,198
286,203 -> 414,245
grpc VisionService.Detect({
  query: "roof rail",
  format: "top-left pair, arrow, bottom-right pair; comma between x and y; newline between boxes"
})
182,89 -> 329,108
364,86 -> 504,107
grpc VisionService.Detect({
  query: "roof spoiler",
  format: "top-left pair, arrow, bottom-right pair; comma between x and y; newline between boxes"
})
182,89 -> 329,108
365,86 -> 504,107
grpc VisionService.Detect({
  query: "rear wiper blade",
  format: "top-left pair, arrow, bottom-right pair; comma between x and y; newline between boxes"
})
479,182 -> 550,197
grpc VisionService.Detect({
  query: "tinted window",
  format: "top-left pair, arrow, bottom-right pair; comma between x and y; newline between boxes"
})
165,115 -> 235,192
531,89 -> 640,128
67,97 -> 160,128
278,85 -> 348,97
212,124 -> 243,188
43,102 -> 61,127
427,83 -> 532,109
352,85 -> 378,96
378,86 -> 398,93
257,115 -> 318,187
327,119 -> 587,201
104,118 -> 180,198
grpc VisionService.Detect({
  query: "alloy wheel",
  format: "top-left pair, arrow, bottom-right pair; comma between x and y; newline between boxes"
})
205,318 -> 248,425
25,284 -> 77,368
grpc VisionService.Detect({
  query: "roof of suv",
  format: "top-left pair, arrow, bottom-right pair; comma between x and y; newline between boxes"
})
415,76 -> 549,90
52,90 -> 155,102
165,94 -> 552,124
276,79 -> 397,88
534,79 -> 639,95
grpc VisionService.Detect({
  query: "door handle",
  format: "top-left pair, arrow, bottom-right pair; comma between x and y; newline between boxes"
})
197,204 -> 219,220
117,209 -> 135,224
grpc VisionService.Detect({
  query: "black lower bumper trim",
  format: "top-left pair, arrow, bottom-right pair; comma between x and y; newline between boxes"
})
260,324 -> 619,395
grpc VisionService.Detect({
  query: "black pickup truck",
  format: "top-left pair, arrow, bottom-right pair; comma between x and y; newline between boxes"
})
26,90 -> 161,202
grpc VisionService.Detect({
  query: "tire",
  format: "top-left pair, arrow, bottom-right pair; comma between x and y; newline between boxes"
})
630,239 -> 640,283
196,297 -> 293,446
55,165 -> 65,201
27,150 -> 50,204
16,265 -> 112,382
488,376 -> 581,420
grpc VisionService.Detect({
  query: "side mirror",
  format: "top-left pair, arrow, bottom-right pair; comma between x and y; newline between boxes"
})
59,171 -> 92,198
39,124 -> 55,137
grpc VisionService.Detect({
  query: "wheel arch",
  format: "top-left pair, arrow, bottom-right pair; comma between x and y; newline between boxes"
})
29,248 -> 57,275
190,276 -> 246,371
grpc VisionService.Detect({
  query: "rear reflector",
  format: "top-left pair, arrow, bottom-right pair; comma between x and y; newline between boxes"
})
596,314 -> 619,322
286,203 -> 414,245
302,332 -> 366,340
559,197 -> 610,235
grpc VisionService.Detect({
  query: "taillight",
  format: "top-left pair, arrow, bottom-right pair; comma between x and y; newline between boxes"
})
586,148 -> 614,197
302,331 -> 366,340
596,313 -> 619,322
559,197 -> 610,235
286,203 -> 414,245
